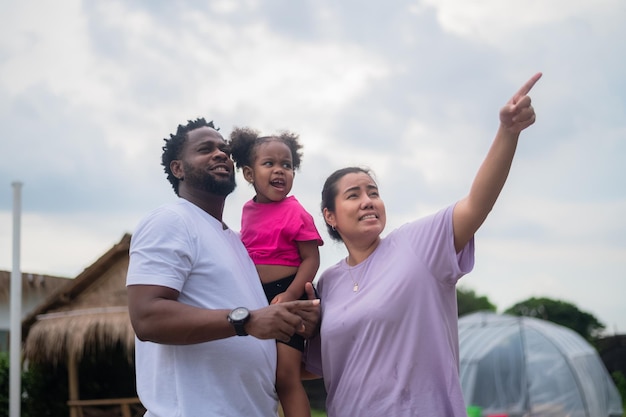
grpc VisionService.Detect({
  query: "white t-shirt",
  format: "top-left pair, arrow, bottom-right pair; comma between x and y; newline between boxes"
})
127,198 -> 277,417
306,205 -> 475,417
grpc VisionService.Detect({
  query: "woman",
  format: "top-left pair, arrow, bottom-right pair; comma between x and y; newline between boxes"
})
305,73 -> 542,416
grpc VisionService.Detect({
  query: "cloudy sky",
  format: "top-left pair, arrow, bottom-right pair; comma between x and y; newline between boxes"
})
1,1 -> 624,333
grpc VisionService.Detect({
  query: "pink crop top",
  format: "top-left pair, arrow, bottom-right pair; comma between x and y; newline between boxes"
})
240,196 -> 323,267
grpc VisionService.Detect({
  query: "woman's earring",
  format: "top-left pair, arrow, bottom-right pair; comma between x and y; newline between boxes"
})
331,225 -> 336,231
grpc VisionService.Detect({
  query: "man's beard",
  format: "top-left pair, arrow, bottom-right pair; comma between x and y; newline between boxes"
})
182,161 -> 237,196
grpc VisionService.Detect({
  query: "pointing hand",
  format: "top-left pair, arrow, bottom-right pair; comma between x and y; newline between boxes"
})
499,72 -> 542,134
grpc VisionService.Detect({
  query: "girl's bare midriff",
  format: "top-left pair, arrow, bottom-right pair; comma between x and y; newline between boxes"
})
255,264 -> 298,284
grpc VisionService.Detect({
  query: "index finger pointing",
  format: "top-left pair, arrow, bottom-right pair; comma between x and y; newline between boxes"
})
514,72 -> 542,99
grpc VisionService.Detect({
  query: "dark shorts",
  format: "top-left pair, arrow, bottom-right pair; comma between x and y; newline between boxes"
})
262,274 -> 306,352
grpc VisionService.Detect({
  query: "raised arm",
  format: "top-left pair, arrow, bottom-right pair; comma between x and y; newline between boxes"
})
453,72 -> 542,252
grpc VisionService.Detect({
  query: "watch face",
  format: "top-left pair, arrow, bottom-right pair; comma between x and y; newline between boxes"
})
230,307 -> 249,321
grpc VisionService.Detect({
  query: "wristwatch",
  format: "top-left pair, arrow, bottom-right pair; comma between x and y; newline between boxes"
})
228,307 -> 250,336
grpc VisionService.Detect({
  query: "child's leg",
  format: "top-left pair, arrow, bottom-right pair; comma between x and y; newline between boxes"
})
276,342 -> 311,417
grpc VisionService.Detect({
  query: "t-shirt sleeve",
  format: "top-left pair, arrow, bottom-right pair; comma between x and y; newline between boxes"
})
126,207 -> 193,291
396,204 -> 474,285
292,201 -> 324,246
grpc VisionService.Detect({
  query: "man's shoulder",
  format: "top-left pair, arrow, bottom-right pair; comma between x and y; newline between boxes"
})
145,199 -> 194,217
134,200 -> 191,230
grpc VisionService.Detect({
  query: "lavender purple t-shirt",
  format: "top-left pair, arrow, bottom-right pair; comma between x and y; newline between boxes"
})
305,204 -> 475,417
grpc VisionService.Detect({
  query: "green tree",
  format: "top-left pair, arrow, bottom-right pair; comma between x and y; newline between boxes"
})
504,297 -> 605,342
610,371 -> 626,416
457,287 -> 497,317
22,361 -> 68,417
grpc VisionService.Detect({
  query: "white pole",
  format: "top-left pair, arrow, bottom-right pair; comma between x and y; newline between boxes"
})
10,182 -> 23,417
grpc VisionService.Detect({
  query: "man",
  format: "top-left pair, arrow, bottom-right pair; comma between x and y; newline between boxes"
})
126,118 -> 320,417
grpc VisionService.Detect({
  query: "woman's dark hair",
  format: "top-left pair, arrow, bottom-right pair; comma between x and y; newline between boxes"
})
321,167 -> 373,241
161,118 -> 219,195
229,127 -> 303,170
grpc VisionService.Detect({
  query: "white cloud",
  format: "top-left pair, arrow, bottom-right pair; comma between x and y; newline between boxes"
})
467,236 -> 625,332
1,0 -> 624,334
0,211 -> 136,277
419,0 -> 623,45
0,1 -> 89,97
1,1 -> 390,161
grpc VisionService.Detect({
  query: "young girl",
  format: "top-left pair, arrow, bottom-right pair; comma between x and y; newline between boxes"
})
230,127 -> 323,417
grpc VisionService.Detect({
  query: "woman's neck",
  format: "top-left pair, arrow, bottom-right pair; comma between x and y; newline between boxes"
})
345,237 -> 381,266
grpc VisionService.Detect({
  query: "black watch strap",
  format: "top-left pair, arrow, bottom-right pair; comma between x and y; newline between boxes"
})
228,307 -> 250,336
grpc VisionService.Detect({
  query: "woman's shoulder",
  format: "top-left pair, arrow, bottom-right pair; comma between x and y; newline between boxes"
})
384,204 -> 455,242
315,261 -> 343,294
318,260 -> 344,279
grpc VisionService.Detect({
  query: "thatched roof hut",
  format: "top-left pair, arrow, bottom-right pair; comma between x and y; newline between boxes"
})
0,270 -> 70,306
22,234 -> 141,417
22,233 -> 133,363
0,270 -> 70,351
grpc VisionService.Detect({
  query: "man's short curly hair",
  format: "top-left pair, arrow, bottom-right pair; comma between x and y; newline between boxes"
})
161,118 -> 219,195
229,127 -> 303,171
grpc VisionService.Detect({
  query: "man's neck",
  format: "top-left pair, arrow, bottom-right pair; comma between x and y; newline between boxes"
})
179,189 -> 226,222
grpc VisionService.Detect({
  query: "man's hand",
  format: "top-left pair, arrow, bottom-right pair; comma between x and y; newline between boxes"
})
297,282 -> 321,338
246,296 -> 320,342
